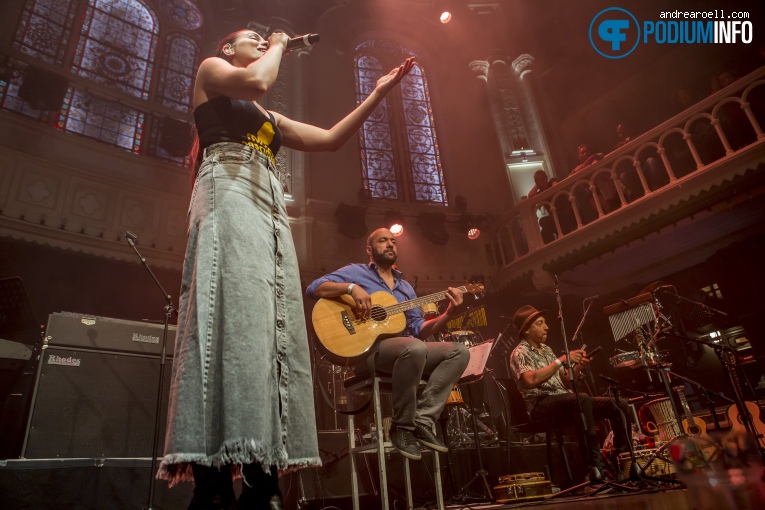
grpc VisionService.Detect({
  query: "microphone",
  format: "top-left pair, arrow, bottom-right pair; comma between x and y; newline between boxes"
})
125,231 -> 138,242
627,393 -> 664,404
599,374 -> 620,386
286,34 -> 320,51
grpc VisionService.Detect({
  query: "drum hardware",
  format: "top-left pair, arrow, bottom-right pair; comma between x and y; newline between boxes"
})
602,291 -> 693,484
420,302 -> 440,320
443,329 -> 477,348
445,384 -> 463,405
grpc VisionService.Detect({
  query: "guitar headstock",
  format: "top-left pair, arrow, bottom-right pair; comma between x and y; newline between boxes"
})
464,283 -> 485,295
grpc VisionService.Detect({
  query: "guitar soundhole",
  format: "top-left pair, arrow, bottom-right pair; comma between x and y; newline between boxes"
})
369,306 -> 387,322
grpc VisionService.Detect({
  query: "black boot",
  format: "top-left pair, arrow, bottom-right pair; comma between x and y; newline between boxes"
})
586,435 -> 607,483
189,464 -> 236,510
238,464 -> 283,510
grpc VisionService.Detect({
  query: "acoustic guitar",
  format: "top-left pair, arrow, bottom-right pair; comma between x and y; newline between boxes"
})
675,386 -> 709,438
675,387 -> 716,460
312,283 -> 484,366
727,401 -> 765,440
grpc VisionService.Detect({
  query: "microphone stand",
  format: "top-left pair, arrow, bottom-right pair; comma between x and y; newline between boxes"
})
667,371 -> 734,432
125,231 -> 177,510
599,376 -> 681,487
571,299 -> 597,395
553,277 -> 595,477
548,278 -> 632,499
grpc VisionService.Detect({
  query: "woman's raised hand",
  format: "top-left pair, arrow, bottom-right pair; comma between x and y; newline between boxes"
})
375,57 -> 416,95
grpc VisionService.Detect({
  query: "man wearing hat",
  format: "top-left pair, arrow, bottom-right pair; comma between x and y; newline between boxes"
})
508,305 -> 632,480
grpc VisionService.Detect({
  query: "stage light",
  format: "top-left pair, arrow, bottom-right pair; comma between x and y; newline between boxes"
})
460,213 -> 481,240
440,11 -> 452,23
384,210 -> 405,236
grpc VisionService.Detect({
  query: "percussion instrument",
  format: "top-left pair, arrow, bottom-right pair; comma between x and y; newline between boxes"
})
494,473 -> 552,503
444,330 -> 476,347
420,302 -> 440,319
609,350 -> 642,369
642,397 -> 682,441
618,448 -> 676,479
610,349 -> 664,369
445,385 -> 463,405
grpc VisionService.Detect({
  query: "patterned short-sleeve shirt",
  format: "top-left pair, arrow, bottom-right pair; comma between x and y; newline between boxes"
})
509,339 -> 570,415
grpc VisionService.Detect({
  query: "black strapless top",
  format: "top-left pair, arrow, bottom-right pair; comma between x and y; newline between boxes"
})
194,95 -> 282,163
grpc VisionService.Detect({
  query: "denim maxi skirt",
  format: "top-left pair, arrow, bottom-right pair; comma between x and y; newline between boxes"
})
158,143 -> 320,485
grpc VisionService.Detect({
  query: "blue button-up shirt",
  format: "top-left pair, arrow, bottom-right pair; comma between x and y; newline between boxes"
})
305,262 -> 425,338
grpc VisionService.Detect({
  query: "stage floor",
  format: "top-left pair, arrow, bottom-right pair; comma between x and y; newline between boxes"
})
0,457 -> 757,510
0,458 -> 690,510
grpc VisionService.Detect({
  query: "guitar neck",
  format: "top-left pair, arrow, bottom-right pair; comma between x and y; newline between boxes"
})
385,286 -> 468,316
675,386 -> 693,421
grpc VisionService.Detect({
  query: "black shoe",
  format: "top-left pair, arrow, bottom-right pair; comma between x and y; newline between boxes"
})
390,426 -> 422,460
413,423 -> 448,453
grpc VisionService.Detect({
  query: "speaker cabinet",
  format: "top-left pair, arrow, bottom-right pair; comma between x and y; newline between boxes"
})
18,66 -> 69,111
159,117 -> 194,157
22,346 -> 171,459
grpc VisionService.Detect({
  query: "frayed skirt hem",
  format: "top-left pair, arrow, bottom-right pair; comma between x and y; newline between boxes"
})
157,439 -> 321,486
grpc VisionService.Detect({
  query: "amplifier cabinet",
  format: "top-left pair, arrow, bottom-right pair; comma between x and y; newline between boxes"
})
45,312 -> 176,356
21,346 -> 172,459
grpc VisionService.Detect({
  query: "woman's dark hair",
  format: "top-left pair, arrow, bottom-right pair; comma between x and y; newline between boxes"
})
188,29 -> 250,178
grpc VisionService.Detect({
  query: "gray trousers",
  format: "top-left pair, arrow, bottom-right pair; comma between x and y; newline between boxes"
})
360,338 -> 470,430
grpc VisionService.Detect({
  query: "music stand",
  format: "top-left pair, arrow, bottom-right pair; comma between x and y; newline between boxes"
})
454,341 -> 494,502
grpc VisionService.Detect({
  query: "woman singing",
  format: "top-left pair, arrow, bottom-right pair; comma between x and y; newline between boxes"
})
158,29 -> 414,509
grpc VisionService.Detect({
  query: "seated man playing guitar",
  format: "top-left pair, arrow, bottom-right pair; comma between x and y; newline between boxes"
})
306,228 -> 471,460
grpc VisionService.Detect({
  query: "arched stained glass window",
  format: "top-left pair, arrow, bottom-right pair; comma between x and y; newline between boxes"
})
58,86 -> 145,153
71,0 -> 159,100
354,40 -> 447,205
5,0 -> 202,164
13,0 -> 78,65
156,34 -> 199,113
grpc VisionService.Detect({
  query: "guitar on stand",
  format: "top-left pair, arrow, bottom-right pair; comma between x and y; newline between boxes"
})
721,348 -> 765,449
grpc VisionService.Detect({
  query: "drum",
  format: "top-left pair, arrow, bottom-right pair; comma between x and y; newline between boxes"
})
618,448 -> 676,479
445,385 -> 463,405
444,330 -> 476,347
642,397 -> 682,441
420,302 -> 440,319
609,351 -> 642,369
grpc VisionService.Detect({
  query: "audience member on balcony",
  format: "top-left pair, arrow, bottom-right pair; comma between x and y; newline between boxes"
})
614,122 -> 665,199
527,170 -> 560,243
714,69 -> 756,152
670,87 -> 721,172
568,144 -> 614,221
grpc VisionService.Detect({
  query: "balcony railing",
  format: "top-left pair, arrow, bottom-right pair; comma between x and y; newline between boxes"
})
489,65 -> 765,273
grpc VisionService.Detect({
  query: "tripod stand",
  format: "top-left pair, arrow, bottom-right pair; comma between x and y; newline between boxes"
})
124,231 -> 177,510
549,279 -> 639,498
599,375 -> 683,487
453,375 -> 494,502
